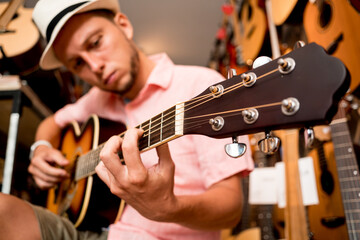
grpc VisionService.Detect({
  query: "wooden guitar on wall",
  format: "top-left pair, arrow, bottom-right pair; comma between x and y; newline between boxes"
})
306,134 -> 349,239
330,99 -> 360,240
0,0 -> 41,75
303,0 -> 360,92
47,43 -> 349,231
229,0 -> 267,67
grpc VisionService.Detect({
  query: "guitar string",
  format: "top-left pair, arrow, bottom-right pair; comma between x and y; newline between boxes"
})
332,121 -> 360,234
76,67 -> 281,177
139,67 -> 279,138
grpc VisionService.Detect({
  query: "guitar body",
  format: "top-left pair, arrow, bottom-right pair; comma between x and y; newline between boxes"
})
303,0 -> 360,92
237,0 -> 267,64
0,4 -> 42,75
348,0 -> 360,12
234,228 -> 261,240
271,0 -> 298,25
47,115 -> 124,231
307,137 -> 348,239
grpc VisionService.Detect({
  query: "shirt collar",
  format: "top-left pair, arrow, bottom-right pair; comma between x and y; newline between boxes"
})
145,53 -> 174,90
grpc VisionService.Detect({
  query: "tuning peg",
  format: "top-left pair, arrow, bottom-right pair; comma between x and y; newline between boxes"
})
225,136 -> 247,158
227,68 -> 237,79
304,127 -> 315,149
293,40 -> 306,49
258,131 -> 281,155
252,56 -> 272,69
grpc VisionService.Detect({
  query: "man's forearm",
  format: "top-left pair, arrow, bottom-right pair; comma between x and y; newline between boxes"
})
167,174 -> 244,230
35,115 -> 62,148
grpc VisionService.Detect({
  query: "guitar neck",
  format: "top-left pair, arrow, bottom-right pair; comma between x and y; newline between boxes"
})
265,0 -> 281,59
74,103 -> 185,180
280,129 -> 309,240
330,116 -> 360,240
0,0 -> 24,30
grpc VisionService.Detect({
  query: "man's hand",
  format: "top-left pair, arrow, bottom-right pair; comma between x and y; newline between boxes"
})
96,128 -> 177,221
28,145 -> 69,189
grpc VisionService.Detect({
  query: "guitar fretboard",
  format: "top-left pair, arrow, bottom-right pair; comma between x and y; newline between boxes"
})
74,103 -> 184,181
330,118 -> 360,239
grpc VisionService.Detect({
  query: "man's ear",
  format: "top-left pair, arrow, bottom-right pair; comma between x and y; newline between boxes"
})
113,13 -> 134,39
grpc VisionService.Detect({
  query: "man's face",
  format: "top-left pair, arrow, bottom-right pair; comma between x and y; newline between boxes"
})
53,12 -> 139,97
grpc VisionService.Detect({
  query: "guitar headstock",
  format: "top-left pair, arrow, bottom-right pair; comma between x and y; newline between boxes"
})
183,42 -> 350,139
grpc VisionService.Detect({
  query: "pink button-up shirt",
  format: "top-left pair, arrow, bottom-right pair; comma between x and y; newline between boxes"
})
55,53 -> 254,240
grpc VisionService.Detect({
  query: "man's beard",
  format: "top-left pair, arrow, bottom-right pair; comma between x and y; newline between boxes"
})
115,41 -> 139,96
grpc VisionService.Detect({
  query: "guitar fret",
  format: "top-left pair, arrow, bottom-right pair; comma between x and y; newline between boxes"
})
345,209 -> 360,213
160,112 -> 163,142
341,188 -> 360,193
343,199 -> 360,203
338,165 -> 359,171
148,118 -> 151,147
334,142 -> 352,148
339,176 -> 360,182
150,113 -> 162,146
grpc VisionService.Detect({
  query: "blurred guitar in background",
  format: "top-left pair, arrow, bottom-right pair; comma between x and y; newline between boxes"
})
304,0 -> 360,92
0,0 -> 42,75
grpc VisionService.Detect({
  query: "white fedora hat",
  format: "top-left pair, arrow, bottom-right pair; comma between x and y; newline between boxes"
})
33,0 -> 120,70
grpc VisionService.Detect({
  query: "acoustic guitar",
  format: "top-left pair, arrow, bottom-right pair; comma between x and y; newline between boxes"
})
0,0 -> 41,75
330,99 -> 360,240
229,0 -> 267,67
303,0 -> 360,92
270,0 -> 298,25
306,134 -> 348,239
46,43 -> 349,230
348,0 -> 360,12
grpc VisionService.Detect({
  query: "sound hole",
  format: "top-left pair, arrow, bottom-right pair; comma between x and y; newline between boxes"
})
319,1 -> 332,29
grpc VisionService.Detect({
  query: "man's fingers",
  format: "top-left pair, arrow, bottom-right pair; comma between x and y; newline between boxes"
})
121,129 -> 146,175
156,143 -> 174,172
95,161 -> 111,187
99,135 -> 125,177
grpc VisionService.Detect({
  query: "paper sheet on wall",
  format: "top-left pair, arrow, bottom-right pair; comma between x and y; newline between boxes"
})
248,156 -> 319,207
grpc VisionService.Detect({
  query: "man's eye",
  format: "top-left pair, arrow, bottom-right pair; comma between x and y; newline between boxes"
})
91,37 -> 101,48
73,58 -> 84,70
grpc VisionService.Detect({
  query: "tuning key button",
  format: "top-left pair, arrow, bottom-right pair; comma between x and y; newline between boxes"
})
278,57 -> 295,74
258,133 -> 281,155
225,136 -> 247,158
209,116 -> 224,131
227,68 -> 237,79
293,40 -> 306,49
281,97 -> 300,115
209,84 -> 224,98
252,56 -> 272,69
242,108 -> 259,124
304,127 -> 315,149
240,72 -> 257,87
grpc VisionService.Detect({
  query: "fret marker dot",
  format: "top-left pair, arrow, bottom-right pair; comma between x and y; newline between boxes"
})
354,170 -> 358,176
348,148 -> 352,153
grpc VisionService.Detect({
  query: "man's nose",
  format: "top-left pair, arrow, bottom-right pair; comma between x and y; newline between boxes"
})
85,53 -> 104,73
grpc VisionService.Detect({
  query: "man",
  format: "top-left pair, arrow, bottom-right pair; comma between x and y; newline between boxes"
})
0,0 -> 253,239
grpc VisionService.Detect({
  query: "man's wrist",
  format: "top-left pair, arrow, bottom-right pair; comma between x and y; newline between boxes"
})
29,140 -> 53,160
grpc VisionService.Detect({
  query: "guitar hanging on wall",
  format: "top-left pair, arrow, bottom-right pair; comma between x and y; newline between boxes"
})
330,98 -> 360,240
0,0 -> 42,75
47,43 -> 350,231
303,0 -> 360,92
